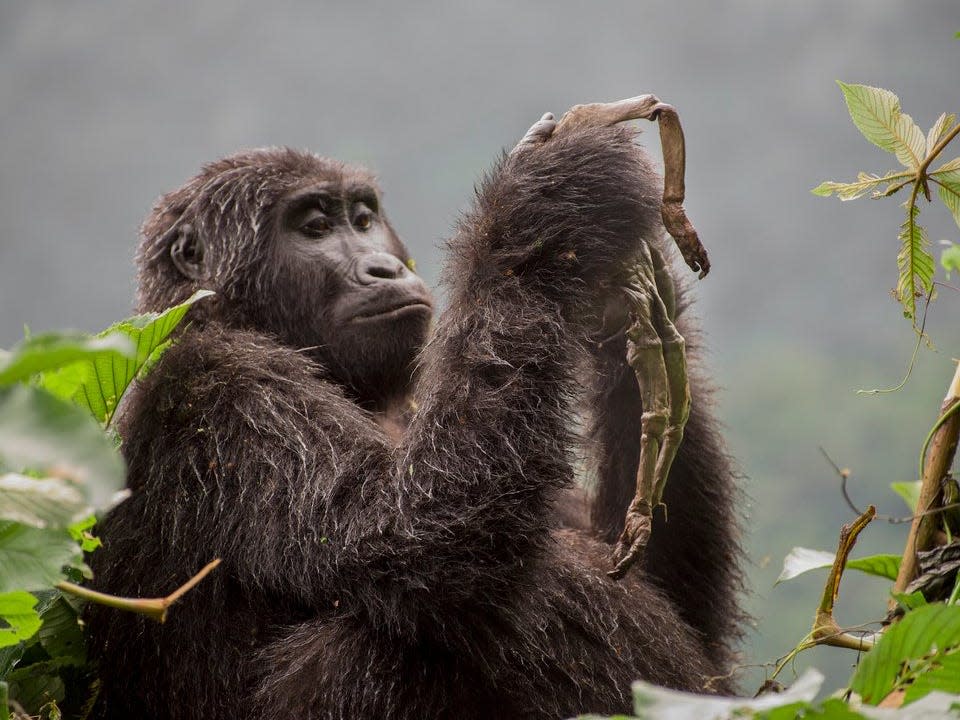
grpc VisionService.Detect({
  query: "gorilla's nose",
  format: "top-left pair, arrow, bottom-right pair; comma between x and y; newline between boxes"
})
355,252 -> 409,284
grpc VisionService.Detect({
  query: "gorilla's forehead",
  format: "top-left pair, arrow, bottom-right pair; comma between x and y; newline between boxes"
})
202,147 -> 379,195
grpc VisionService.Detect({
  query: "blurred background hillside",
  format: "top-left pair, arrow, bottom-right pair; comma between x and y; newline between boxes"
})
2,0 -> 959,694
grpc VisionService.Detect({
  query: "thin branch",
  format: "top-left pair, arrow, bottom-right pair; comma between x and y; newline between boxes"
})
57,558 -> 221,623
933,280 -> 960,294
820,446 -> 960,524
856,288 -> 933,395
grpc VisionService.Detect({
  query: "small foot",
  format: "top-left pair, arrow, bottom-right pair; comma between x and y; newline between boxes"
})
511,112 -> 557,154
608,508 -> 652,580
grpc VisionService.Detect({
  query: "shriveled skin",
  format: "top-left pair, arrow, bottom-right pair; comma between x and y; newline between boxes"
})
519,96 -> 707,579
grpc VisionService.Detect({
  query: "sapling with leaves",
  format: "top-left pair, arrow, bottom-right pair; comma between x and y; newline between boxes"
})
814,82 -> 960,326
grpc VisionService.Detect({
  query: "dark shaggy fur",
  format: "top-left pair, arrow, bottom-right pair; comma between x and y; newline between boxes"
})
86,126 -> 743,720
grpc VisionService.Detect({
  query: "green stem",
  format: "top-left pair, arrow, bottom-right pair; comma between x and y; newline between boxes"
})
920,121 -> 960,177
56,558 -> 220,624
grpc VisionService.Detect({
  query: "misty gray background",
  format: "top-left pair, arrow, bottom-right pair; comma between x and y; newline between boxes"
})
2,0 -> 959,697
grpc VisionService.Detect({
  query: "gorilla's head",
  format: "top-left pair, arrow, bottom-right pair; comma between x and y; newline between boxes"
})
136,148 -> 434,409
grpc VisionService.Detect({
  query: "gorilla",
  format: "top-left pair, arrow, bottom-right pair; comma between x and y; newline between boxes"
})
86,102 -> 743,720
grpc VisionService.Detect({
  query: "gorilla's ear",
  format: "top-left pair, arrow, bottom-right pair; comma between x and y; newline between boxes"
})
169,223 -> 206,281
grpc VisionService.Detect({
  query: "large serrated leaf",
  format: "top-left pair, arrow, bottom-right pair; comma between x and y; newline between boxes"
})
40,289 -> 213,427
930,157 -> 960,230
927,113 -> 957,155
812,171 -> 913,201
838,82 -> 926,170
0,522 -> 79,593
850,603 -> 960,704
0,333 -> 133,387
0,474 -> 88,529
0,591 -> 40,649
896,204 -> 935,322
0,385 -> 124,508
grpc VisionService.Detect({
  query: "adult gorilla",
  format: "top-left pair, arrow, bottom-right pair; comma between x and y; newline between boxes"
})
86,103 -> 742,719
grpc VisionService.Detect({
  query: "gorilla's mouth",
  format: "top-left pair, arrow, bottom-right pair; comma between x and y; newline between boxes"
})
351,300 -> 433,322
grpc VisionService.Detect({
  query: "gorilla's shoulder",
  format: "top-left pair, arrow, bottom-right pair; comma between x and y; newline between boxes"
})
118,322 -> 347,433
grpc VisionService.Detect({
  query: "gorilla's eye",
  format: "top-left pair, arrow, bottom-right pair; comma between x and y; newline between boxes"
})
354,212 -> 373,231
301,216 -> 331,237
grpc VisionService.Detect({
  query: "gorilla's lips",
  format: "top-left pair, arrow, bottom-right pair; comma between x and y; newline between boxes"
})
350,298 -> 433,322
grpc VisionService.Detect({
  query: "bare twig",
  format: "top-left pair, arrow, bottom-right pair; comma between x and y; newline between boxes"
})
820,446 -> 960,524
56,558 -> 221,623
812,506 -> 876,646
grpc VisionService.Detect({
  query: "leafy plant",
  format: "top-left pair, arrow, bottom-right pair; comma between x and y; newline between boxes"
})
813,83 -> 960,325
0,290 -> 212,718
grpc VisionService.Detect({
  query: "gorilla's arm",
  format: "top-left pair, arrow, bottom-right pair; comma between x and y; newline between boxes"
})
108,125 -> 660,632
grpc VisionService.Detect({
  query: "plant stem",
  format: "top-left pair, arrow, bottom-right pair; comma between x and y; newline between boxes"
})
811,506 -> 876,648
56,558 -> 220,623
891,363 -> 960,604
919,121 -> 960,177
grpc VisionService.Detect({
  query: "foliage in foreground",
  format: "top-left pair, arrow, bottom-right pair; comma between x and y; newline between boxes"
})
0,291 -> 211,719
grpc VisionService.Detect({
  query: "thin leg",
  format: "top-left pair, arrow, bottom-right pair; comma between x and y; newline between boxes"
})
608,250 -> 670,580
649,248 -> 690,509
511,112 -> 557,154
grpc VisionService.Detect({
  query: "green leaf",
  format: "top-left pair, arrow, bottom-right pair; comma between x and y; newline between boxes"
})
903,650 -> 960,704
892,590 -> 928,611
40,289 -> 213,427
0,592 -> 40,649
847,554 -> 901,581
632,668 -> 823,718
776,547 -> 835,584
777,548 -> 900,584
896,204 -> 934,321
6,660 -> 65,715
927,113 -> 957,155
851,603 -> 960,704
67,516 -> 100,553
37,597 -> 84,662
837,82 -> 926,169
930,157 -> 960,230
0,474 -> 88,530
0,385 -> 124,508
942,243 -> 960,280
891,480 -> 922,512
812,170 -> 913,201
0,522 -> 79,593
0,334 -> 133,387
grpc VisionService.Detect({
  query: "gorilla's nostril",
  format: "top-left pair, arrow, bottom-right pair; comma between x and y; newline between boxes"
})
359,253 -> 406,282
367,264 -> 400,279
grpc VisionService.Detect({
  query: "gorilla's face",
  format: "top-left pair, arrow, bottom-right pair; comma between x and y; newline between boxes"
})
267,179 -> 434,406
154,151 -> 434,410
